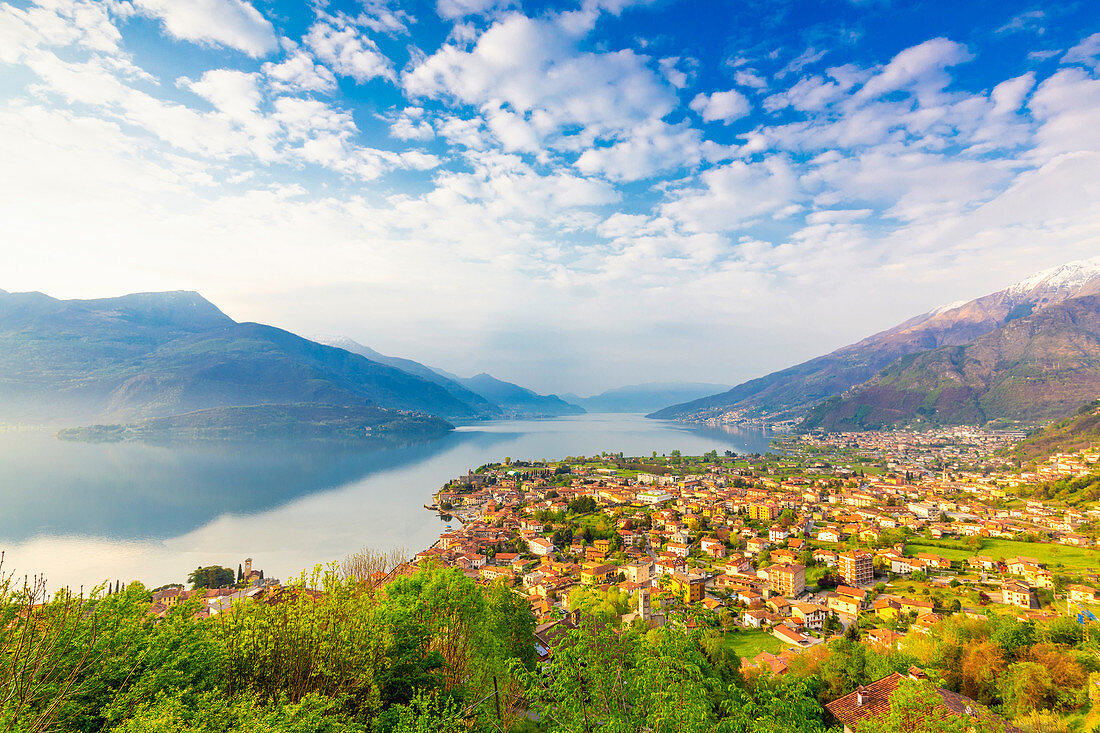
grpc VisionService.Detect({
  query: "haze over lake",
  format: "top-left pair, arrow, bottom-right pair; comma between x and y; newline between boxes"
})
0,414 -> 771,589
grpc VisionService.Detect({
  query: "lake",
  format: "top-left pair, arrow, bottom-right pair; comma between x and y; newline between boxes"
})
0,414 -> 771,590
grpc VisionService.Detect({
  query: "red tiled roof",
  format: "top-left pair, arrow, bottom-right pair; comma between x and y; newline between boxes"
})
825,673 -> 1019,732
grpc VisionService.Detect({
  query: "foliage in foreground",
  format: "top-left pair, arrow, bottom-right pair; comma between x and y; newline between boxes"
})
7,556 -> 1096,733
0,559 -> 841,733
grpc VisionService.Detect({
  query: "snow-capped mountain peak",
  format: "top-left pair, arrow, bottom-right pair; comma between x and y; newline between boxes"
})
1007,256 -> 1100,296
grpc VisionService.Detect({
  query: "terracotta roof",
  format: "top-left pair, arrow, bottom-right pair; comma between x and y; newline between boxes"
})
826,672 -> 1019,732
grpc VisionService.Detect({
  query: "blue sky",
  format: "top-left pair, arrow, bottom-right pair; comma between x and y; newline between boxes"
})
1,0 -> 1099,394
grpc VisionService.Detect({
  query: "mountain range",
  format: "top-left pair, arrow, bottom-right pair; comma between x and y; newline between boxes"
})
0,290 -> 487,428
0,290 -> 585,434
651,257 -> 1100,431
563,383 -> 730,414
317,337 -> 584,419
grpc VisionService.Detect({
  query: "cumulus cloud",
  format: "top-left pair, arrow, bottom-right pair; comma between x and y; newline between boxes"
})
662,158 -> 800,232
304,17 -> 394,83
131,0 -> 278,57
0,0 -> 122,62
734,69 -> 768,90
404,14 -> 676,151
858,37 -> 972,102
436,0 -> 514,20
575,120 -> 730,181
1064,32 -> 1100,69
689,89 -> 751,123
4,2 -> 1100,392
388,107 -> 434,140
261,47 -> 337,93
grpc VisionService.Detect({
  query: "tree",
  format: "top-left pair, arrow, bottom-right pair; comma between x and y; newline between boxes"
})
568,496 -> 597,514
999,662 -> 1055,717
341,546 -> 408,582
187,566 -> 235,590
991,618 -> 1035,659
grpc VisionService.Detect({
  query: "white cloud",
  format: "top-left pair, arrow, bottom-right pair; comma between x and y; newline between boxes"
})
0,0 -> 122,63
1064,32 -> 1100,69
4,4 -> 1100,393
436,0 -> 513,20
261,47 -> 338,93
1028,67 -> 1100,159
690,89 -> 751,123
661,157 -> 800,232
776,47 -> 826,78
858,38 -> 972,102
131,0 -> 278,57
354,1 -> 414,36
183,69 -> 262,119
574,120 -> 729,181
404,14 -> 675,152
763,76 -> 842,112
996,10 -> 1045,36
658,56 -> 689,88
389,107 -> 434,141
304,18 -> 394,83
734,69 -> 768,90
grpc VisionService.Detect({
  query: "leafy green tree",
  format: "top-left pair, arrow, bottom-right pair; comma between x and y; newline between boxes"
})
990,618 -> 1036,659
999,661 -> 1056,718
188,565 -> 235,589
717,677 -> 836,733
568,496 -> 598,514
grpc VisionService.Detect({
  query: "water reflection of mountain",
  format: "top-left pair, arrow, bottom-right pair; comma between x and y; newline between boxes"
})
663,421 -> 775,454
0,430 -> 512,542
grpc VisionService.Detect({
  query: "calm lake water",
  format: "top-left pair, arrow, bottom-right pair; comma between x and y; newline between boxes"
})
0,414 -> 771,590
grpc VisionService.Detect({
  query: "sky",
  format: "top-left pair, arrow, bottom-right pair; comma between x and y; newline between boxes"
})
1,0 -> 1099,396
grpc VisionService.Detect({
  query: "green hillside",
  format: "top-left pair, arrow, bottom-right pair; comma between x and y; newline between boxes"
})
1005,399 -> 1100,463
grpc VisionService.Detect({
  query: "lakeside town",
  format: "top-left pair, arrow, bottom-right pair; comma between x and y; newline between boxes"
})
412,427 -> 1100,675
52,425 -> 1100,732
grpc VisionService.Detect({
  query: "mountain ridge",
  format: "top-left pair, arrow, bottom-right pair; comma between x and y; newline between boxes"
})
316,336 -> 582,418
650,257 -> 1100,425
800,292 -> 1100,431
0,290 -> 480,425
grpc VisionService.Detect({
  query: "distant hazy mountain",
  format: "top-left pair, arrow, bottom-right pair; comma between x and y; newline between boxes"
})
317,336 -> 582,419
432,369 -> 585,418
564,383 -> 730,413
651,257 -> 1100,424
0,289 -> 479,425
316,336 -> 502,420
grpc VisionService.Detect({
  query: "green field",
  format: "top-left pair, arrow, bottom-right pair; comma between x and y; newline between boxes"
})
904,541 -> 974,561
907,538 -> 1100,573
881,579 -> 975,610
980,539 -> 1100,571
723,628 -> 786,658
